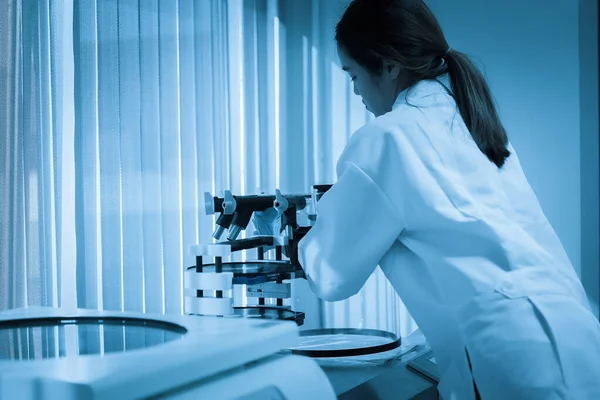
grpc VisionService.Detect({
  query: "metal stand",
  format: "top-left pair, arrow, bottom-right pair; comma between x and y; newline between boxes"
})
185,185 -> 333,326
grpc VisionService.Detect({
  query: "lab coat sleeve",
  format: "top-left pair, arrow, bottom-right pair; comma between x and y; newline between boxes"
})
298,127 -> 406,302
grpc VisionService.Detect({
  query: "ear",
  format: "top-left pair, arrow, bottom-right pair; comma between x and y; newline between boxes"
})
383,61 -> 402,80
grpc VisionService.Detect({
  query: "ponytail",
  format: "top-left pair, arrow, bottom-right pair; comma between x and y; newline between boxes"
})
445,50 -> 510,168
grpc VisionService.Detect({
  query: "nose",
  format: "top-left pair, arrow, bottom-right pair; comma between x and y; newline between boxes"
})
353,82 -> 359,96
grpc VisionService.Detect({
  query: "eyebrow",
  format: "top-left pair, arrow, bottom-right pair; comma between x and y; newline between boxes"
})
342,66 -> 350,71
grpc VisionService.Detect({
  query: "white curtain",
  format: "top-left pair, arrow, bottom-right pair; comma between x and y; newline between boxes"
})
0,0 -> 76,310
0,0 -> 415,337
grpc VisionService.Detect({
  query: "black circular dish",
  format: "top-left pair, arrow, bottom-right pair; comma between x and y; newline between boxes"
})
189,260 -> 299,275
289,328 -> 401,358
187,261 -> 302,283
0,317 -> 187,361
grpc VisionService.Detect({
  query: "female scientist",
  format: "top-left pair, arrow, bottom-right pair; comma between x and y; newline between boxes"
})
255,0 -> 600,399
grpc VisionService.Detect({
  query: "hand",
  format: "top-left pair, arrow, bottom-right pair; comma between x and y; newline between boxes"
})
251,207 -> 282,236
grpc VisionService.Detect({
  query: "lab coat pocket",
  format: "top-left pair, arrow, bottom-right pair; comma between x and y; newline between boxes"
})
455,289 -> 567,400
525,293 -> 600,400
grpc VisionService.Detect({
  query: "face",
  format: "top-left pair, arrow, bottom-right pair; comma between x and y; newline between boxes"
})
337,45 -> 403,117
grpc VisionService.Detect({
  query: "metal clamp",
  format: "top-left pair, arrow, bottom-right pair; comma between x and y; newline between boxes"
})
246,282 -> 291,299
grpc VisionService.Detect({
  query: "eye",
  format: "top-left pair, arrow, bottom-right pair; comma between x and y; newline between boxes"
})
351,76 -> 357,82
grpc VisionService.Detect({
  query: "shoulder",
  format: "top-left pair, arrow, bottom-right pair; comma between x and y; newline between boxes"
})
338,119 -> 400,168
335,116 -> 416,195
338,105 -> 428,169
343,109 -> 414,149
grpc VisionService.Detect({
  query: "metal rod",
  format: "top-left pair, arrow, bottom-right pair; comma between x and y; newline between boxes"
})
196,255 -> 203,298
257,247 -> 264,260
276,276 -> 283,306
215,257 -> 223,298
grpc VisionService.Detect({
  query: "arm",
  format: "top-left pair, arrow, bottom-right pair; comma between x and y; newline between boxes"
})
298,127 -> 406,302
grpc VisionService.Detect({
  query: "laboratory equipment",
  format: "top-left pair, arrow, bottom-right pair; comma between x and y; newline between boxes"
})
0,307 -> 337,400
184,185 -> 332,326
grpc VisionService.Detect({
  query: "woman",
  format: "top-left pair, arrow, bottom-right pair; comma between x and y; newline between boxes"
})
255,0 -> 600,399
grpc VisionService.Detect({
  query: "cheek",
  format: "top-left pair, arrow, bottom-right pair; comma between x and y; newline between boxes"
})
375,75 -> 397,100
357,79 -> 374,99
358,79 -> 381,105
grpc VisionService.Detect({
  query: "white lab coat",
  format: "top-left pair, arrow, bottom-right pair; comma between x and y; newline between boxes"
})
298,79 -> 600,400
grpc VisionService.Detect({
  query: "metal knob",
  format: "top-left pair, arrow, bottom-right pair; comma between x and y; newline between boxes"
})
204,192 -> 215,215
274,189 -> 288,214
222,190 -> 237,215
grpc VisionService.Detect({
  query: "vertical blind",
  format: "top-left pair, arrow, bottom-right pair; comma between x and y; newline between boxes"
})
0,0 -> 415,338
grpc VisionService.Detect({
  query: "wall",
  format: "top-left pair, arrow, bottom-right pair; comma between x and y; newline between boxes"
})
579,0 -> 599,318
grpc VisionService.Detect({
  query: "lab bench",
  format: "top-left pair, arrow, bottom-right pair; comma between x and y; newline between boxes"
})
320,345 -> 439,399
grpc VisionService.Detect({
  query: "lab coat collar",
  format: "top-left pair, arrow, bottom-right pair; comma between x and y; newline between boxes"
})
392,76 -> 452,110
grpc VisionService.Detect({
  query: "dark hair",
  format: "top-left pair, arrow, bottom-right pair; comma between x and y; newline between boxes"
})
335,0 -> 510,168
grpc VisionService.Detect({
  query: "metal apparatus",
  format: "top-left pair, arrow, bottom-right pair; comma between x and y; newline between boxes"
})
184,185 -> 332,326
